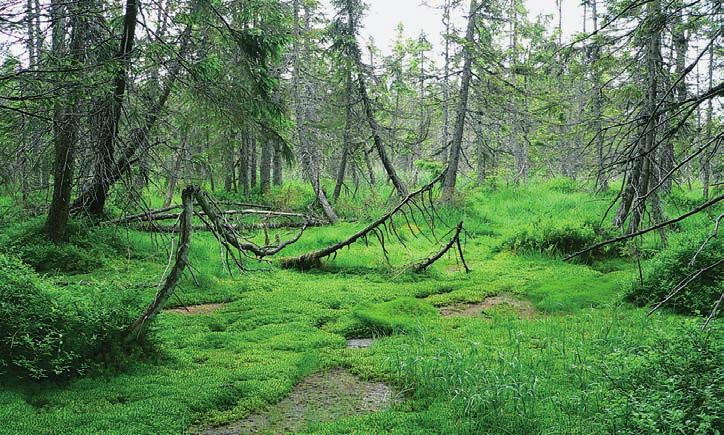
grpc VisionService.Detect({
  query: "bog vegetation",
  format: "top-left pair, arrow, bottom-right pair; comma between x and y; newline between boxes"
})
0,0 -> 721,433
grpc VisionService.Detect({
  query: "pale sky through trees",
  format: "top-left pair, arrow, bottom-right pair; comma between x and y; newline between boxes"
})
355,0 -> 585,56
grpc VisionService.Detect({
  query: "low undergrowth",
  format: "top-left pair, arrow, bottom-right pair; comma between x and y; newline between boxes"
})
627,226 -> 723,316
0,181 -> 719,434
0,254 -> 134,380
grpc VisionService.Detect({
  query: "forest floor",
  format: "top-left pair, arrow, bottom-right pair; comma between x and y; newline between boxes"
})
0,181 -> 717,434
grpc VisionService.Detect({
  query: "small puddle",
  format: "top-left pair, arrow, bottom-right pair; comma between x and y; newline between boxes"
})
439,293 -> 535,319
166,303 -> 225,315
346,338 -> 375,349
198,369 -> 396,434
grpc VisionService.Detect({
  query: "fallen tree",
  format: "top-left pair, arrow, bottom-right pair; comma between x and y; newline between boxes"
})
129,220 -> 314,234
280,170 -> 449,270
123,185 -> 307,340
106,207 -> 312,225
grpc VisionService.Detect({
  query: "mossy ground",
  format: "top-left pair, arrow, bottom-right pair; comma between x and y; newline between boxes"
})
0,180 -> 720,434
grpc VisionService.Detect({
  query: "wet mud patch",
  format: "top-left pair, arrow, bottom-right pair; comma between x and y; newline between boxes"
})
439,293 -> 536,319
166,303 -> 225,315
199,369 -> 396,434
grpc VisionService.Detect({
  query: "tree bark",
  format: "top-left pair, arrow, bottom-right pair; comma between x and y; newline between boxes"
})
45,0 -> 87,242
272,140 -> 283,186
333,70 -> 354,201
260,140 -> 272,194
163,139 -> 186,208
357,73 -> 408,197
71,1 -> 194,214
291,0 -> 338,223
442,0 -> 477,202
83,0 -> 138,215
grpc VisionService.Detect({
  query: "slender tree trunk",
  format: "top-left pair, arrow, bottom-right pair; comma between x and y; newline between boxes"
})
239,132 -> 249,195
163,139 -> 186,208
272,140 -> 283,186
83,0 -> 138,215
333,70 -> 354,201
291,0 -> 338,222
357,73 -> 408,197
249,136 -> 257,188
591,0 -> 608,192
260,140 -> 272,194
702,24 -> 715,199
46,0 -> 86,242
442,0 -> 477,202
441,1 -> 451,162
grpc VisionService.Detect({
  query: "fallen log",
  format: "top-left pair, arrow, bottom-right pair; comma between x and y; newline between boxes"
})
280,170 -> 447,270
123,186 -> 306,340
129,220 -> 316,233
411,221 -> 470,273
106,208 -> 310,225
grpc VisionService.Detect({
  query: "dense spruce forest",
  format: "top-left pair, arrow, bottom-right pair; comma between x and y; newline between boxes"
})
0,0 -> 722,433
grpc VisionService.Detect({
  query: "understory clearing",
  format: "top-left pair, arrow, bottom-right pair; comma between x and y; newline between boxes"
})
0,182 -> 721,434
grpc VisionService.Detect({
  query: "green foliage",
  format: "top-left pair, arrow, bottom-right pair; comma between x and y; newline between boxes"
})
0,254 -> 132,380
0,218 -> 128,274
627,228 -> 723,315
351,298 -> 438,336
601,323 -> 723,434
501,216 -> 619,261
0,181 -> 717,433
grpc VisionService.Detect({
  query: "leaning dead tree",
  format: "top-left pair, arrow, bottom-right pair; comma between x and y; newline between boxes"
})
123,186 -> 196,340
123,185 -> 307,339
280,170 -> 458,270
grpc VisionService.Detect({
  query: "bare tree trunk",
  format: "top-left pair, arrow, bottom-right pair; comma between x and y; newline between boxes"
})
615,0 -> 663,233
591,0 -> 608,192
239,132 -> 249,195
249,136 -> 257,189
272,140 -> 283,186
71,1 -> 195,214
291,0 -> 338,222
83,0 -> 138,215
702,23 -> 715,199
45,0 -> 86,242
333,68 -> 354,201
357,73 -> 408,197
442,0 -> 477,202
260,140 -> 272,194
441,0 -> 452,162
125,185 -> 195,340
163,139 -> 186,208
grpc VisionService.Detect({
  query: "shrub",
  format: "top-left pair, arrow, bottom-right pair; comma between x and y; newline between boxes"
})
0,254 -> 132,380
1,218 -> 127,274
501,217 -> 619,261
627,228 -> 723,315
601,323 -> 723,434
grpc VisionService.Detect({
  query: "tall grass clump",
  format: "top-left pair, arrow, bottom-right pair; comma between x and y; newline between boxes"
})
600,323 -> 723,434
